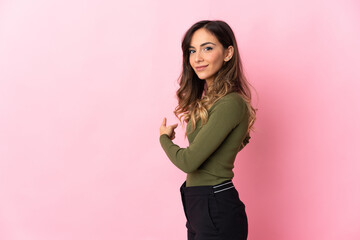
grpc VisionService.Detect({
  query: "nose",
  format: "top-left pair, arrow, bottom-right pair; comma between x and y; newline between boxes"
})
194,51 -> 203,63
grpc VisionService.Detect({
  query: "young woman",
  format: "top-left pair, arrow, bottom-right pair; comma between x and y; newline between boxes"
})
159,20 -> 256,240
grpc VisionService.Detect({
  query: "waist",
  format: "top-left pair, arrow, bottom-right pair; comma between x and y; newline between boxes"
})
180,180 -> 235,196
185,169 -> 234,187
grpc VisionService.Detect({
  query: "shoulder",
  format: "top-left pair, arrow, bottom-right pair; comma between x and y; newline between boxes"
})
210,92 -> 247,119
223,92 -> 245,105
211,92 -> 246,111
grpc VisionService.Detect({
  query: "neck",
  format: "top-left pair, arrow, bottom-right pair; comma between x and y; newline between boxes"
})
205,79 -> 214,91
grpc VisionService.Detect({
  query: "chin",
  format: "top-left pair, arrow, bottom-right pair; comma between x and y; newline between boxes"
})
196,74 -> 209,80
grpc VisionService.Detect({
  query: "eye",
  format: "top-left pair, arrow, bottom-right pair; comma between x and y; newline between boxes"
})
204,46 -> 213,51
189,49 -> 195,54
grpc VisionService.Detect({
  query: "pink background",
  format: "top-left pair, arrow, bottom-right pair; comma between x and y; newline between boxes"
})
1,0 -> 359,239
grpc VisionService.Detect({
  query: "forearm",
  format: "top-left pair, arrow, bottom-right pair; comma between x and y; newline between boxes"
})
159,134 -> 198,173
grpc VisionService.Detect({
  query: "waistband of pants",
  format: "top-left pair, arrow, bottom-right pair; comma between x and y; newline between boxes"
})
180,180 -> 235,196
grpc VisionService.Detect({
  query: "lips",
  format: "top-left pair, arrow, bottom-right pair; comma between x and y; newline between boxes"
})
195,65 -> 208,71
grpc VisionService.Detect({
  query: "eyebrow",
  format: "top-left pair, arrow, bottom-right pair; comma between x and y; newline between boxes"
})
189,42 -> 216,48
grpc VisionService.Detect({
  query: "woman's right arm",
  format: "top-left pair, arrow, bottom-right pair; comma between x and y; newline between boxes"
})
159,99 -> 248,173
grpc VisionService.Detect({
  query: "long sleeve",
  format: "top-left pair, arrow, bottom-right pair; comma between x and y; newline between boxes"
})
159,98 -> 247,173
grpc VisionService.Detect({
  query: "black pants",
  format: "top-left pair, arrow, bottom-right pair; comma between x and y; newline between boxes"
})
180,180 -> 248,240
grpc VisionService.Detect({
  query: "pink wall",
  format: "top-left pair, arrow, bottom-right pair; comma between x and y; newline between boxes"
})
1,0 -> 359,239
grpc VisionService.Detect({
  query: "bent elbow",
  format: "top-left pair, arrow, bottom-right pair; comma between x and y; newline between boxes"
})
181,165 -> 198,173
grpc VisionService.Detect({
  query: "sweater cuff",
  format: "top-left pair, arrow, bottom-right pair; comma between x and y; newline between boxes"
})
160,133 -> 169,141
159,133 -> 172,149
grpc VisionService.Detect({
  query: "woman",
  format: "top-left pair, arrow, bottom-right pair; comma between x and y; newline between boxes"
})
159,20 -> 256,240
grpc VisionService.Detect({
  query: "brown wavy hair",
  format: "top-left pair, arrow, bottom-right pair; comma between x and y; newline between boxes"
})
174,20 -> 257,146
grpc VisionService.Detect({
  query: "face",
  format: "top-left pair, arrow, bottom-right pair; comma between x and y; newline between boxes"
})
189,28 -> 233,86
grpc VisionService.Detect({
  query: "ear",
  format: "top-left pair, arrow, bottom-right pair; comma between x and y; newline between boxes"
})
224,46 -> 234,62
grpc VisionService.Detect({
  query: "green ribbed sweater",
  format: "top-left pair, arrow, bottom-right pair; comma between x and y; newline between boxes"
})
159,92 -> 250,187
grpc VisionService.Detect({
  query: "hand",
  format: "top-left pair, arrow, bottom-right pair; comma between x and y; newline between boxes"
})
160,117 -> 178,140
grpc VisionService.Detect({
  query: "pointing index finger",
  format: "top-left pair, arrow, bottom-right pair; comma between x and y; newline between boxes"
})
162,117 -> 167,126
